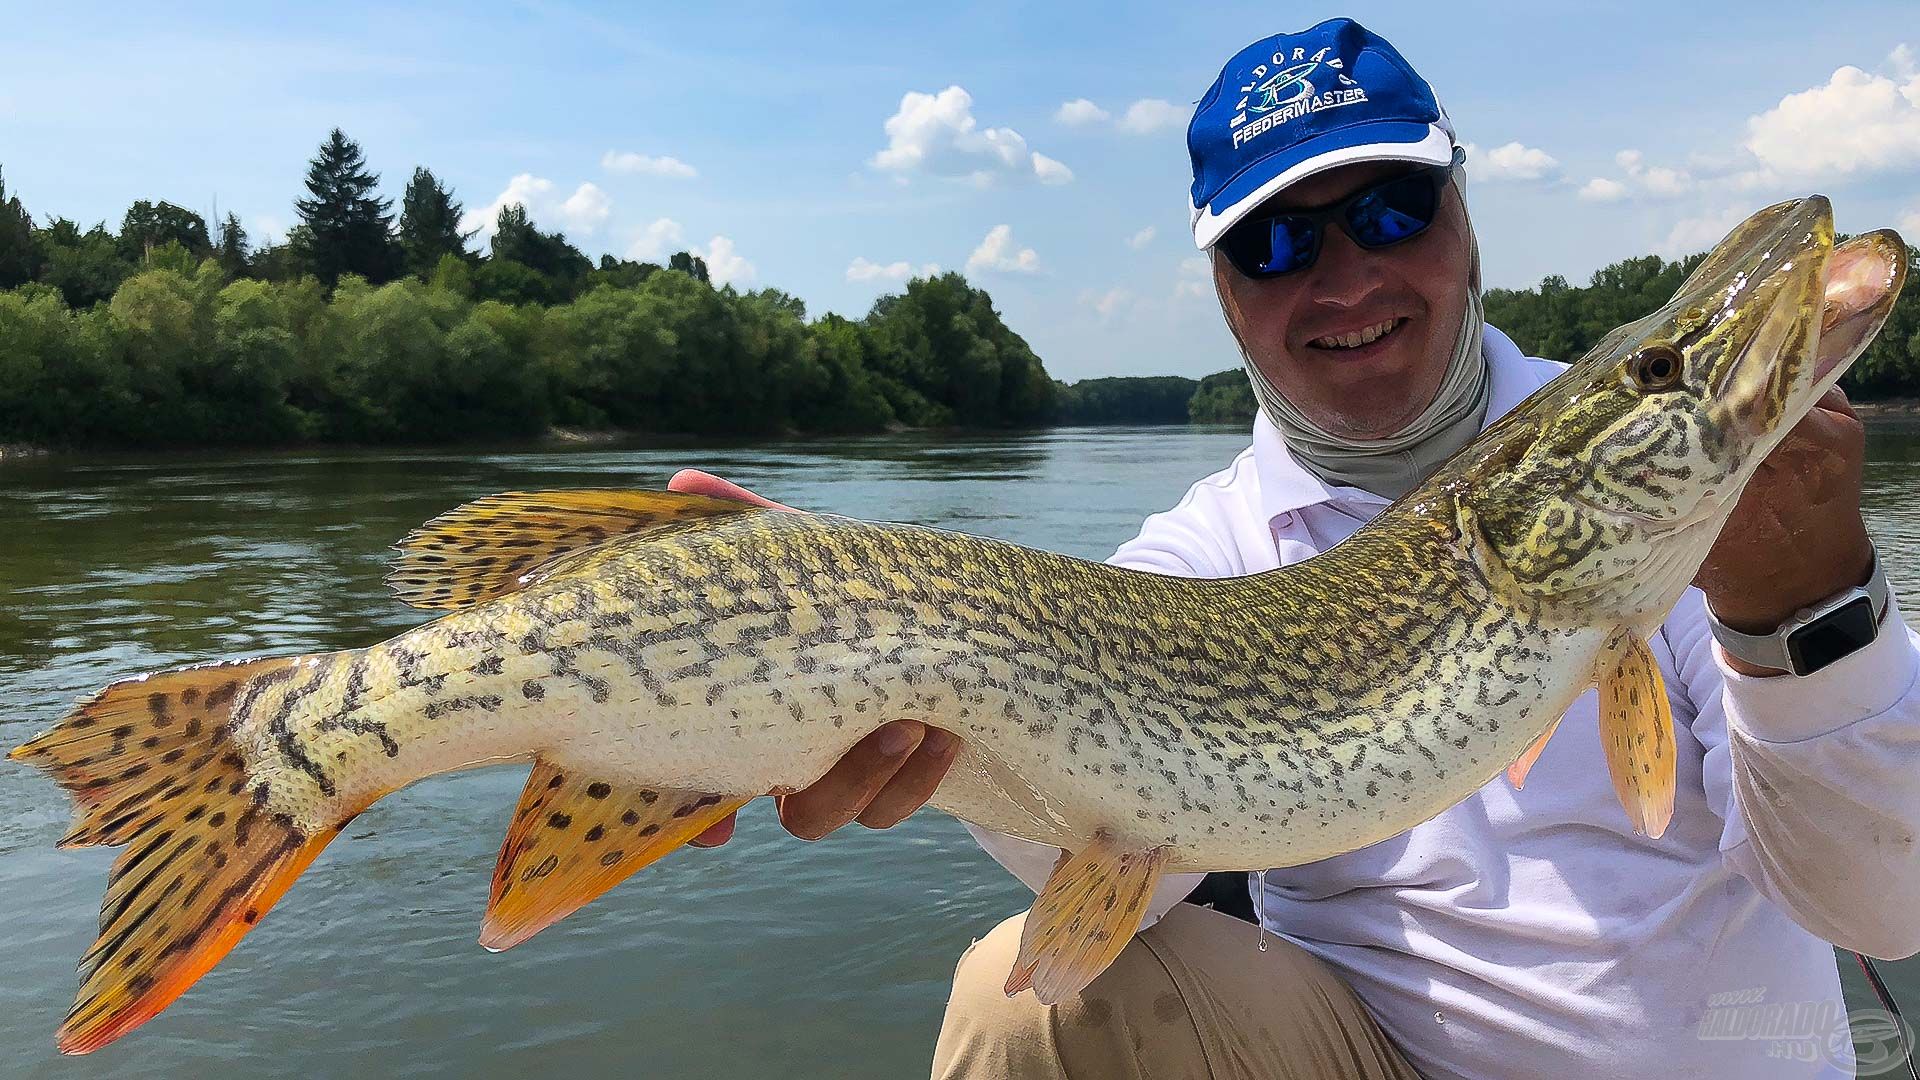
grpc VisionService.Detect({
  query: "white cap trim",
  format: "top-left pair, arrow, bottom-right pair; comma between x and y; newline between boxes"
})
1189,123 -> 1455,250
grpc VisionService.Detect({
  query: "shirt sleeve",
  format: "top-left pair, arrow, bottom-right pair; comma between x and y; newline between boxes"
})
1672,590 -> 1920,959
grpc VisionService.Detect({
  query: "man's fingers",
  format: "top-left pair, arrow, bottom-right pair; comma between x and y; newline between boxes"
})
855,727 -> 964,829
777,720 -> 926,840
688,811 -> 738,848
667,468 -> 798,512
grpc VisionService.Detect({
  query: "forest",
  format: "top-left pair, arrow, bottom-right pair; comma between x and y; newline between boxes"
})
1,128 -> 1914,447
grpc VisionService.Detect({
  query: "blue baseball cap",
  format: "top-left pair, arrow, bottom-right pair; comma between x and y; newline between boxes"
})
1188,18 -> 1458,249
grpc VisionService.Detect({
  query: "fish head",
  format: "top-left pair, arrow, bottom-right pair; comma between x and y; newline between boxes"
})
1435,196 -> 1907,627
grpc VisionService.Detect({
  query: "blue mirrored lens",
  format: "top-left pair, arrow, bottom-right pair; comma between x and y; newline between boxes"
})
1346,173 -> 1439,248
1261,219 -> 1316,274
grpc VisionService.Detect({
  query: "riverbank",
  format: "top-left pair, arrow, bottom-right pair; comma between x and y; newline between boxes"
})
1854,399 -> 1920,418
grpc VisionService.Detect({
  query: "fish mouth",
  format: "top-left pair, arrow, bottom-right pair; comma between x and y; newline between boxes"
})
1813,229 -> 1908,387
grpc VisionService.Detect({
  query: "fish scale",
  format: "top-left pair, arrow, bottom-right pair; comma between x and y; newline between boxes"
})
10,196 -> 1910,1046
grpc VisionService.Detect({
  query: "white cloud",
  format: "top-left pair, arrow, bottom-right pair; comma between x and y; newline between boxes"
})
965,224 -> 1039,274
1577,177 -> 1629,203
1464,141 -> 1560,182
251,215 -> 287,246
1900,208 -> 1920,238
557,182 -> 611,233
1080,286 -> 1134,320
699,235 -> 754,286
1126,225 -> 1157,250
1659,206 -> 1749,259
1055,98 -> 1110,126
1893,43 -> 1917,80
1031,153 -> 1074,185
460,173 -> 556,240
846,256 -> 940,283
1744,62 -> 1920,178
601,151 -> 698,179
872,85 -> 1072,186
1118,99 -> 1186,135
1174,255 -> 1212,301
626,217 -> 685,261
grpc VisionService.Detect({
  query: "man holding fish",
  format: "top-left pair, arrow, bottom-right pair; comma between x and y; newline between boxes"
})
683,17 -> 1920,1080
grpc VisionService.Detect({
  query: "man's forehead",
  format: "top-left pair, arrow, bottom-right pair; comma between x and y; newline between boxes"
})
1251,160 -> 1424,216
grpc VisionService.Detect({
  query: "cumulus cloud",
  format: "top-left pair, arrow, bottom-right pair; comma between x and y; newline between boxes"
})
1464,141 -> 1560,182
1126,225 -> 1157,250
1080,287 -> 1133,320
1900,207 -> 1920,238
699,235 -> 754,286
1174,255 -> 1212,301
872,86 -> 1071,186
601,151 -> 698,179
1118,99 -> 1186,135
1659,206 -> 1749,259
965,224 -> 1039,274
1744,60 -> 1920,178
626,217 -> 686,261
1577,177 -> 1629,203
459,173 -> 556,240
557,182 -> 612,233
847,256 -> 941,283
1055,98 -> 1110,126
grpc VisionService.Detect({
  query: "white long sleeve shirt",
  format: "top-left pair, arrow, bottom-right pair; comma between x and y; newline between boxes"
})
968,325 -> 1920,1080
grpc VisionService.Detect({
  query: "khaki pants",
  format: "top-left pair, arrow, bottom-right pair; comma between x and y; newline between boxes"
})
931,905 -> 1422,1080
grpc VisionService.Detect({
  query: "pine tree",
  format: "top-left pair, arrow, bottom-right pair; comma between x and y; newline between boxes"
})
396,167 -> 470,278
0,166 -> 44,288
216,213 -> 250,278
294,129 -> 398,285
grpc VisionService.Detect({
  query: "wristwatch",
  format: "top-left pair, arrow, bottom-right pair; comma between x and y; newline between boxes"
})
1707,543 -> 1890,677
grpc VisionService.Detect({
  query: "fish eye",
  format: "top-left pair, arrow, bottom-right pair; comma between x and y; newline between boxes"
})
1629,345 -> 1683,392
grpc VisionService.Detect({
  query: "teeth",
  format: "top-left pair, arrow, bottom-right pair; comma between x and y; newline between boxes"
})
1312,318 -> 1399,350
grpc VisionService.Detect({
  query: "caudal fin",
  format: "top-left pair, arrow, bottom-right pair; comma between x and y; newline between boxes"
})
10,656 -> 346,1054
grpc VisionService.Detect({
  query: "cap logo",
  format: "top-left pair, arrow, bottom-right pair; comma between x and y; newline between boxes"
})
1229,45 -> 1366,150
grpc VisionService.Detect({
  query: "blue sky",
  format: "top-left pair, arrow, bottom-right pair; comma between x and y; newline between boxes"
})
2,1 -> 1916,381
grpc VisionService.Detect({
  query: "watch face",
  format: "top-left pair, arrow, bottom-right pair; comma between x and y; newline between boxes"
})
1786,596 -> 1878,676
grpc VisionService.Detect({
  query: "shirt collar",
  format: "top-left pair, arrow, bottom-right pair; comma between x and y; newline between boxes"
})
1253,323 -> 1537,525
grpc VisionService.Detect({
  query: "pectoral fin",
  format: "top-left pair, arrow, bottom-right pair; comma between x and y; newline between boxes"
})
1005,833 -> 1168,1004
1596,630 -> 1677,839
1506,716 -> 1561,790
481,758 -> 750,951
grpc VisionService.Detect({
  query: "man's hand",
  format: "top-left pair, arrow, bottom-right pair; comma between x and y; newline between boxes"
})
1693,387 -> 1875,676
664,469 -> 965,846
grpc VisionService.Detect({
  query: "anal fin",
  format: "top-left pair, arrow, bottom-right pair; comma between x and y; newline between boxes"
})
1597,630 -> 1677,838
481,758 -> 750,951
1507,716 -> 1561,790
1005,833 -> 1168,1005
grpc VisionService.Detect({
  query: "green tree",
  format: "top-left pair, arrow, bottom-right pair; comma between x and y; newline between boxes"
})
36,218 -> 131,308
396,167 -> 470,278
1054,375 -> 1198,424
862,273 -> 1054,426
216,213 -> 250,278
118,201 -> 213,262
488,204 -> 590,297
1188,368 -> 1257,424
0,166 -> 43,288
667,250 -> 710,284
294,129 -> 399,285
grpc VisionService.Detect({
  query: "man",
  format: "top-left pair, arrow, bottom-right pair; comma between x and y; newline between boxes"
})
684,18 -> 1920,1079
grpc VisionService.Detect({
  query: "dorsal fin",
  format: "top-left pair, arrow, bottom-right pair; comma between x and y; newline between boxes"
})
386,489 -> 763,610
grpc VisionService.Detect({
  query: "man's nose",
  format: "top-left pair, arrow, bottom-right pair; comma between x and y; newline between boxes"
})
1307,224 -> 1384,308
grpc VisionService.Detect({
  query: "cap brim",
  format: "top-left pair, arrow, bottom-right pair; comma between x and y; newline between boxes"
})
1191,121 -> 1454,249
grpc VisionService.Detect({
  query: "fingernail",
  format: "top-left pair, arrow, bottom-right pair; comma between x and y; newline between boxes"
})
878,723 -> 920,756
921,727 -> 961,757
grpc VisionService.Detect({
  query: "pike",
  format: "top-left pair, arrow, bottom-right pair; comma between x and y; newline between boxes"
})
11,198 -> 1909,1053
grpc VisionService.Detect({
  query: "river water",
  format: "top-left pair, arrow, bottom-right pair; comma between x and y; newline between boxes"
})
3,423 -> 1920,1078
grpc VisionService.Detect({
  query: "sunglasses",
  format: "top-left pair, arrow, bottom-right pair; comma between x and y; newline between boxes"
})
1217,155 -> 1461,279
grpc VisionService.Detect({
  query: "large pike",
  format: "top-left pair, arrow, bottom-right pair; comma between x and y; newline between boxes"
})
11,198 -> 1909,1053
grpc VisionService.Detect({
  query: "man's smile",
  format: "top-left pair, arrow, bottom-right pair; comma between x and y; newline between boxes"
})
1304,315 -> 1411,356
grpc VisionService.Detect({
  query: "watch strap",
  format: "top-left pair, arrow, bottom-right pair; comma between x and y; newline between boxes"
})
1708,543 -> 1888,676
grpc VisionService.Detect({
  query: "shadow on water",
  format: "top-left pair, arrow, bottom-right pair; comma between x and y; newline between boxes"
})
2,422 -> 1917,1078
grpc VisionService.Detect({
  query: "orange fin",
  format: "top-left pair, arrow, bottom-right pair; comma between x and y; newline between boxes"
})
1597,630 -> 1677,838
1004,834 -> 1168,1004
9,655 -> 348,1055
1506,717 -> 1561,790
480,758 -> 751,951
387,489 -> 764,611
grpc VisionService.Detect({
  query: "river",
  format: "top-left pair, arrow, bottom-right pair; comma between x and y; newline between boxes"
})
4,423 -> 1920,1078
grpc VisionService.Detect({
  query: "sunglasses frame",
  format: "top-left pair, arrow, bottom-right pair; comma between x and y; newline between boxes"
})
1218,151 -> 1464,280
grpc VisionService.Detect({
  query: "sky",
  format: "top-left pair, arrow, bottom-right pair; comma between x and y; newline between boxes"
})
1,1 -> 1916,382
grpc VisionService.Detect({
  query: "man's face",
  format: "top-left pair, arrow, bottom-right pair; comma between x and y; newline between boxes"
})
1212,160 -> 1473,439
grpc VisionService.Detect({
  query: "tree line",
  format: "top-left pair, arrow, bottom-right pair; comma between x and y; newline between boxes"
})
0,130 -> 1061,448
